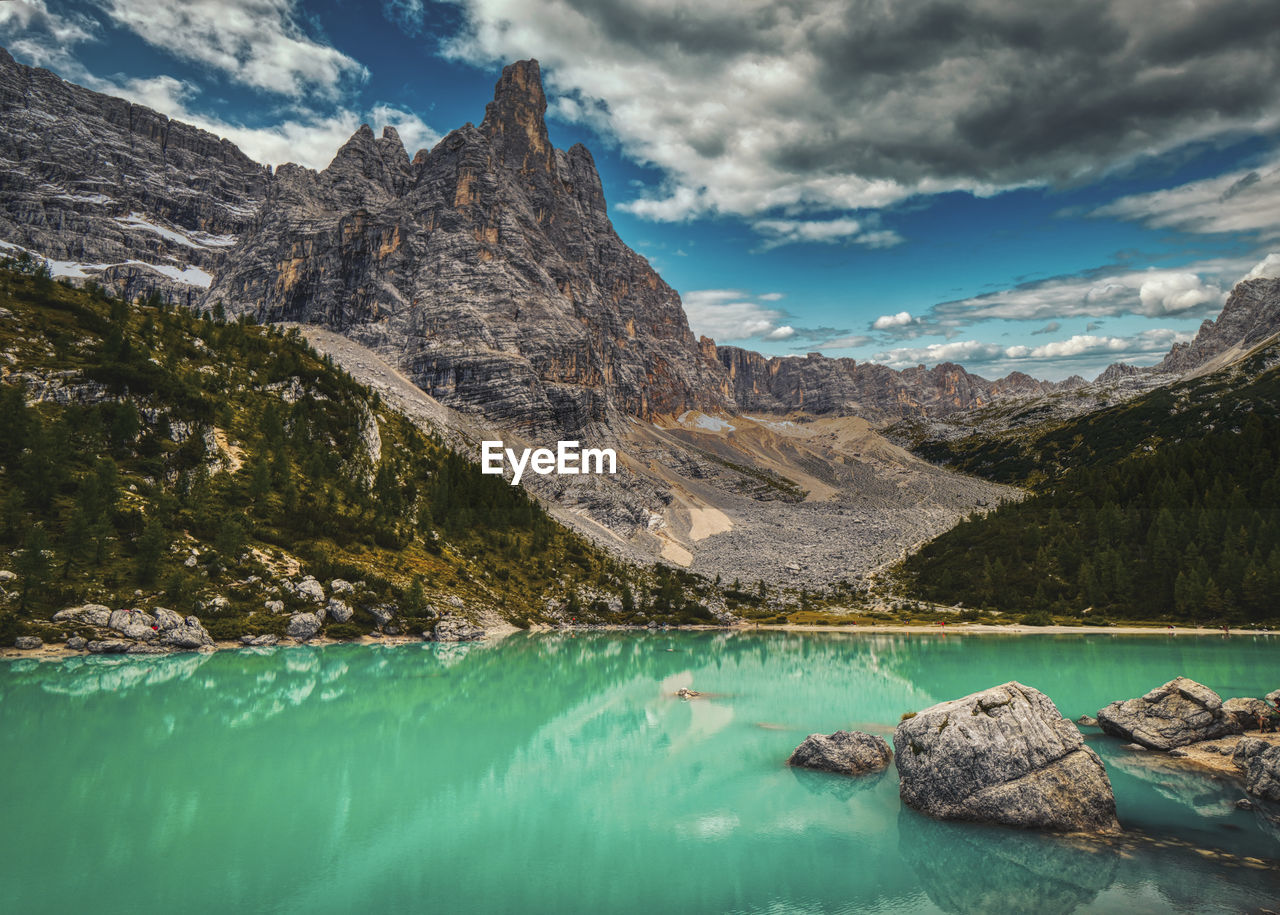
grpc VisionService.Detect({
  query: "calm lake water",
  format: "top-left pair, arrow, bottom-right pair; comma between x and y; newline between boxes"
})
2,631 -> 1278,914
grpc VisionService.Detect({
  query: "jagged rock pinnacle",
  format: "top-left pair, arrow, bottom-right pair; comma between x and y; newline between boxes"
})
480,59 -> 552,174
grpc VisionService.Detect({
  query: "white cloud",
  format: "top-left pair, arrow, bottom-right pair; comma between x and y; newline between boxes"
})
759,292 -> 784,302
89,0 -> 366,99
926,263 -> 1237,330
872,311 -> 915,330
445,0 -> 1280,224
1093,160 -> 1280,238
0,0 -> 97,70
682,289 -> 789,341
86,74 -> 438,169
751,217 -> 903,250
1243,252 -> 1280,281
382,0 -> 426,36
874,328 -> 1191,371
765,325 -> 796,340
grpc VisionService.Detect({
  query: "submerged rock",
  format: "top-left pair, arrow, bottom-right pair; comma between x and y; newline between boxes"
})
13,636 -> 42,650
427,617 -> 484,642
894,681 -> 1119,833
287,612 -> 321,641
1096,677 -> 1241,750
1245,746 -> 1280,802
676,688 -> 701,699
788,730 -> 892,776
1076,715 -> 1098,727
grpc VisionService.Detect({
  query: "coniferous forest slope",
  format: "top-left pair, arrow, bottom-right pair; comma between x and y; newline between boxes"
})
900,336 -> 1280,625
0,259 -> 731,647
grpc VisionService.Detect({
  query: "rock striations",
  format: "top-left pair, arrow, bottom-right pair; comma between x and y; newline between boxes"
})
0,47 -> 268,304
894,682 -> 1119,833
1096,677 -> 1242,750
208,59 -> 730,437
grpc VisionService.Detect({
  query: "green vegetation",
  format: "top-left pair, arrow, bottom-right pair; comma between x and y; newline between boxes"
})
901,343 -> 1280,624
0,263 -> 723,640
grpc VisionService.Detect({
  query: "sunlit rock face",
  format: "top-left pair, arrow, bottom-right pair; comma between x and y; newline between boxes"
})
207,59 -> 732,437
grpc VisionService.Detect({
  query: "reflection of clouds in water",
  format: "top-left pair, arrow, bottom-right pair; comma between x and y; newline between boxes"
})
675,812 -> 739,840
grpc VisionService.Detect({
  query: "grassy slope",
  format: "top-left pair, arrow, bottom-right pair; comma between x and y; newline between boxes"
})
0,266 -> 725,643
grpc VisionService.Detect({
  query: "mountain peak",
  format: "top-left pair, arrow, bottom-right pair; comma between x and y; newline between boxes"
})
480,59 -> 552,173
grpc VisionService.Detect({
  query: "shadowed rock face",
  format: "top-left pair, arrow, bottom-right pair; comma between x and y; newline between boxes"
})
787,730 -> 892,775
1246,746 -> 1280,802
1157,277 -> 1280,374
0,47 -> 268,303
1097,677 -> 1242,750
894,681 -> 1119,833
207,59 -> 731,437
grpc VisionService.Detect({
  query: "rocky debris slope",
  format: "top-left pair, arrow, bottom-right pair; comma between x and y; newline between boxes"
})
1096,677 -> 1242,750
209,59 -> 730,438
45,603 -> 213,653
787,730 -> 892,775
894,682 -> 1119,833
0,47 -> 268,303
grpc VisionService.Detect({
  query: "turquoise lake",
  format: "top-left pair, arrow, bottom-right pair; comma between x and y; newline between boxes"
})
2,631 -> 1278,914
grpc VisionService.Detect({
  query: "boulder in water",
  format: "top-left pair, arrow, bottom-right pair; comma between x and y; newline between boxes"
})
894,681 -> 1119,833
1096,677 -> 1241,749
1222,697 -> 1279,732
1245,746 -> 1280,802
788,730 -> 892,776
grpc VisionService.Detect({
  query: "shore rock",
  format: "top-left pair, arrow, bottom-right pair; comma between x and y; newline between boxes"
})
1245,746 -> 1280,802
369,604 -> 394,627
87,639 -> 132,654
1223,697 -> 1279,732
65,635 -> 87,650
1233,737 -> 1269,770
13,636 -> 42,650
1266,688 -> 1280,707
160,616 -> 213,649
1076,715 -> 1098,727
327,598 -> 353,623
51,603 -> 112,627
296,578 -> 325,604
287,612 -> 321,641
1096,677 -> 1241,750
239,634 -> 279,646
152,607 -> 184,630
894,681 -> 1119,833
427,617 -> 484,643
109,609 -> 159,641
788,730 -> 893,776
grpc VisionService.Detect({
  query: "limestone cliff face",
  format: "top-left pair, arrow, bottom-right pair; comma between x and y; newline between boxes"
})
1156,277 -> 1280,374
209,60 -> 731,435
717,346 -> 1080,420
0,47 -> 269,303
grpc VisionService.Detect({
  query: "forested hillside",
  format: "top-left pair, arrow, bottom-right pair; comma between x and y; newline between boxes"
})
902,341 -> 1280,624
0,259 -> 720,643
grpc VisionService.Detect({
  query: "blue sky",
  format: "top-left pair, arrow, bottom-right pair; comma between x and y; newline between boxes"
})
4,0 -> 1280,380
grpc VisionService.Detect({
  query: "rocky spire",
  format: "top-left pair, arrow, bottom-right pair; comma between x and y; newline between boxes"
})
480,59 -> 553,175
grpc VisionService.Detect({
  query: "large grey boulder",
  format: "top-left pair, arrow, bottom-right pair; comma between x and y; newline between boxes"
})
65,635 -> 87,651
894,681 -> 1119,833
1266,689 -> 1280,707
287,612 -> 322,641
1245,746 -> 1280,802
239,634 -> 279,647
427,617 -> 484,642
295,577 -> 325,604
87,639 -> 132,654
152,607 -> 184,631
1222,697 -> 1280,732
108,609 -> 159,641
52,603 -> 112,627
1096,677 -> 1242,749
13,636 -> 42,650
788,730 -> 892,775
326,598 -> 353,623
160,616 -> 214,649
